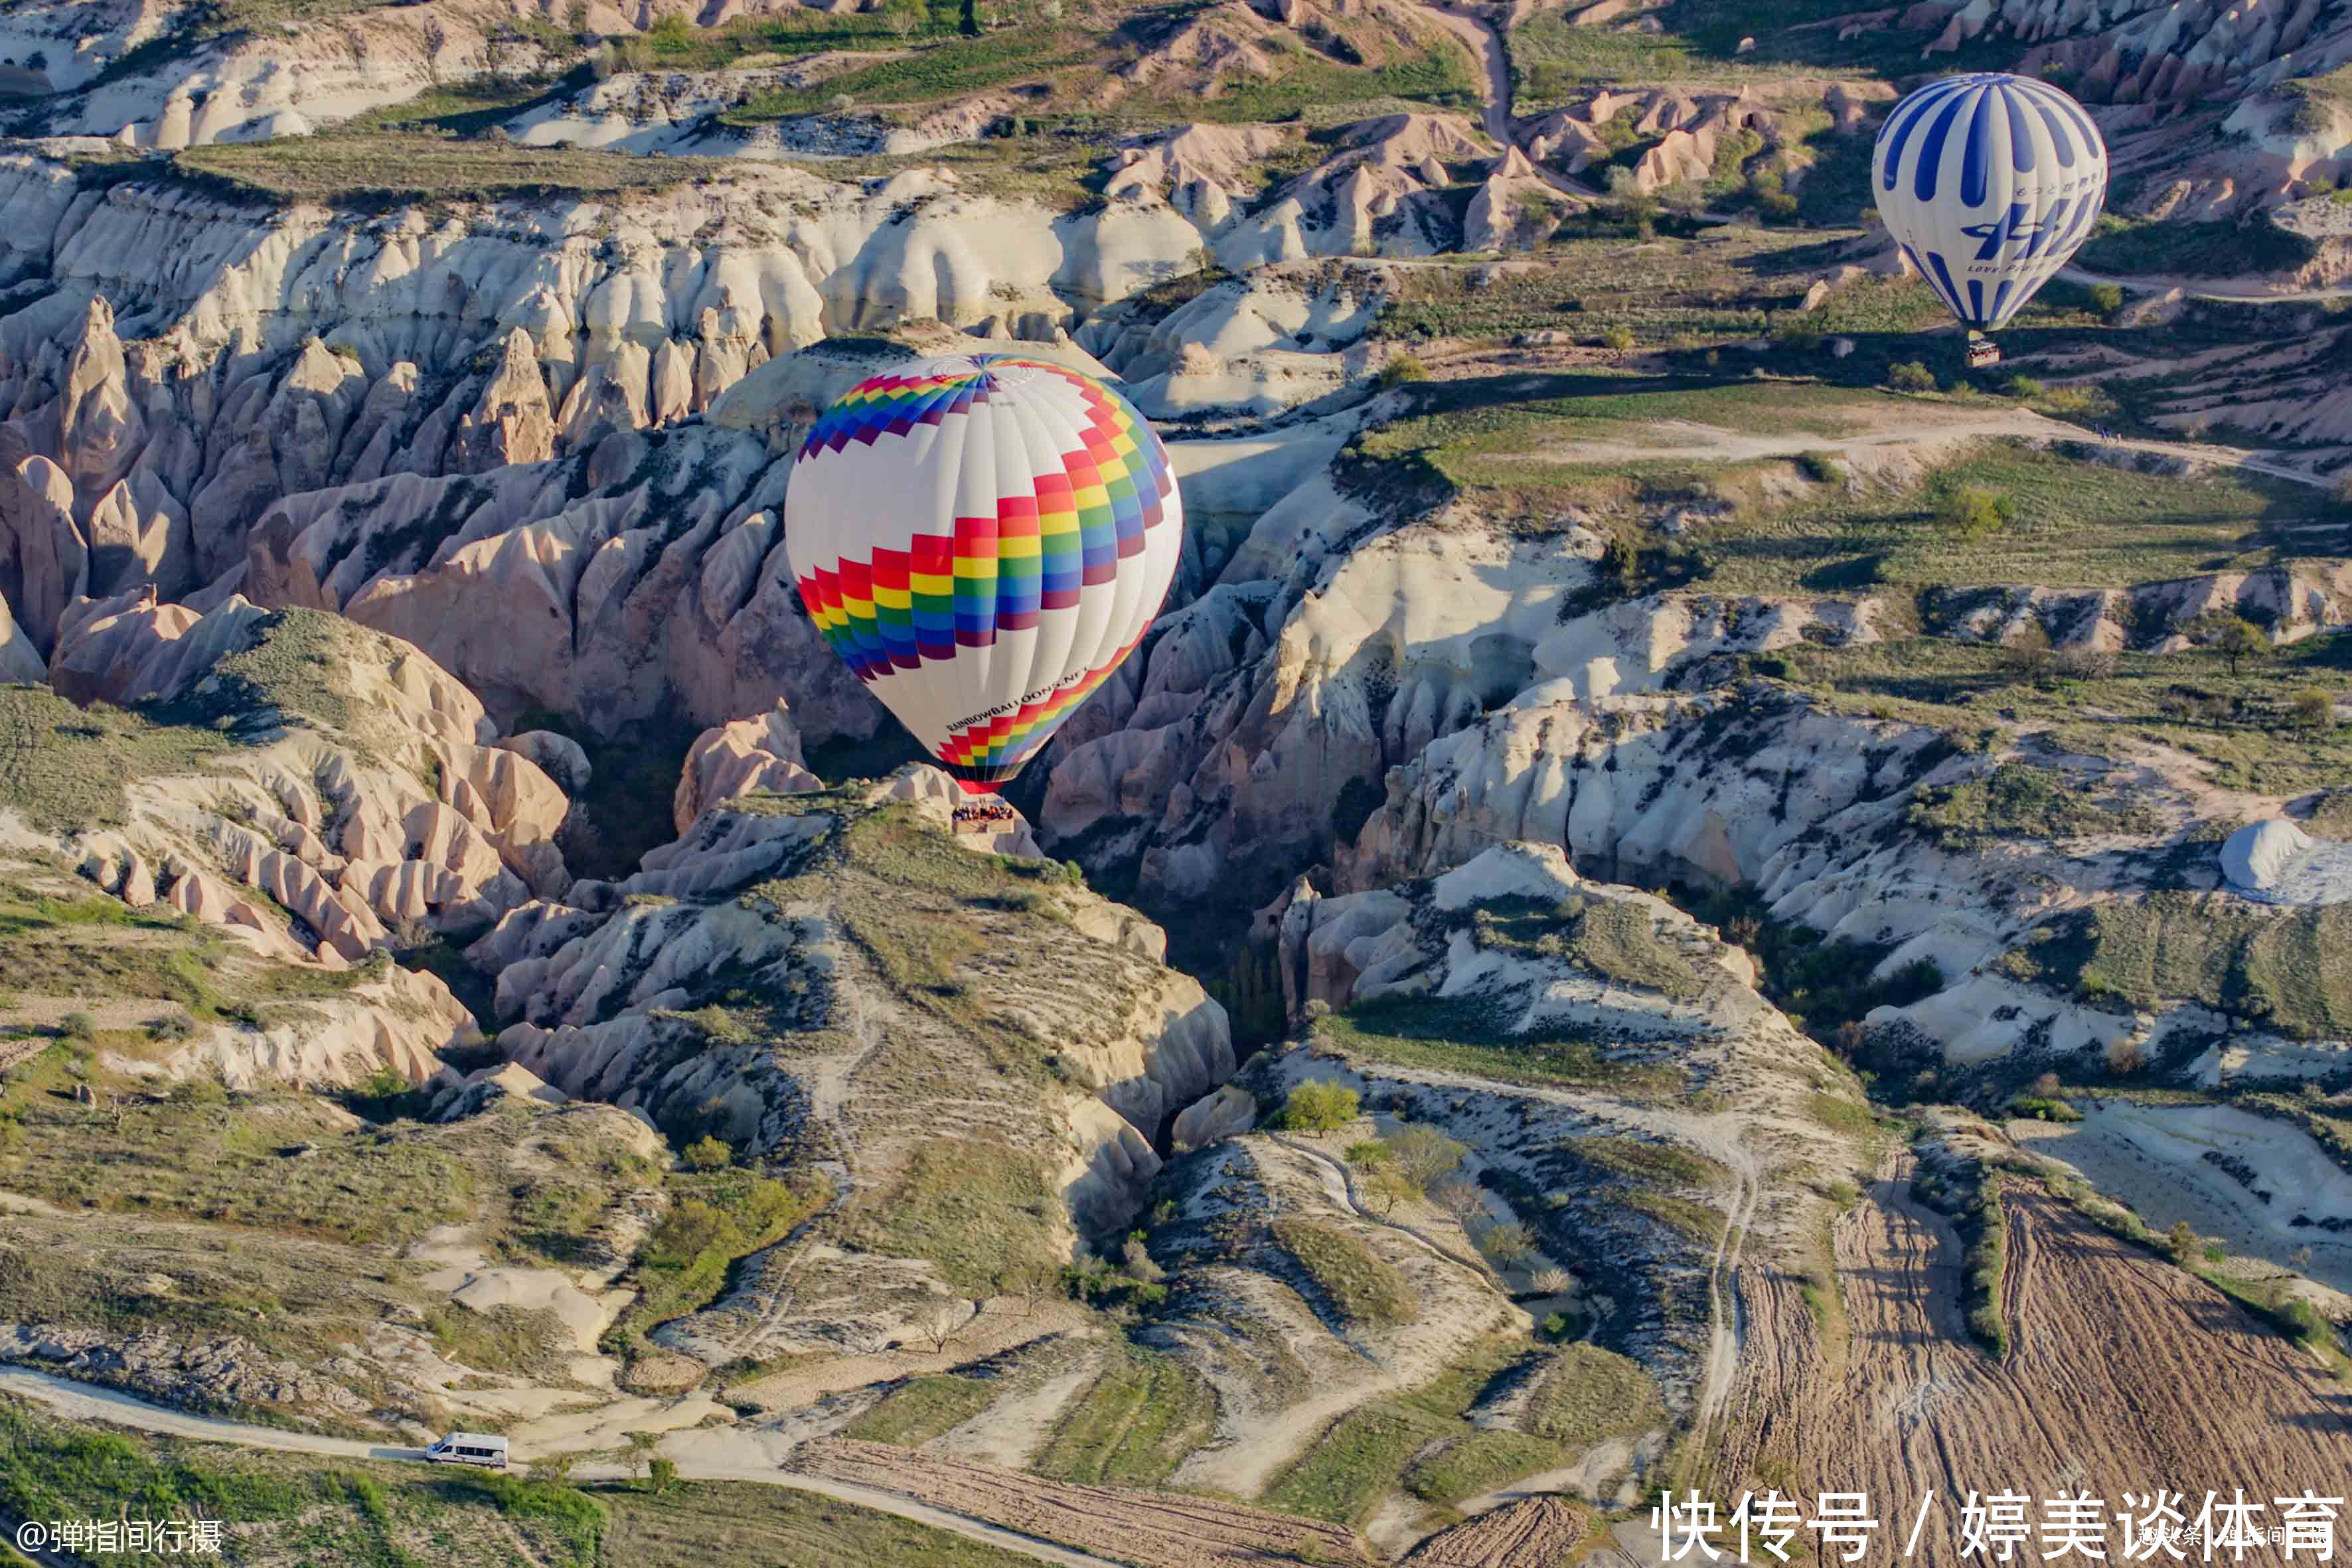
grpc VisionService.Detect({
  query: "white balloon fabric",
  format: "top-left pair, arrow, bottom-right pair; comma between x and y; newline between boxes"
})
1872,72 -> 2108,331
785,355 -> 1184,791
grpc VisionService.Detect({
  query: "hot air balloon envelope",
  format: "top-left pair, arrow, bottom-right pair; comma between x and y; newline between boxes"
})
1873,72 -> 2108,332
785,354 -> 1183,791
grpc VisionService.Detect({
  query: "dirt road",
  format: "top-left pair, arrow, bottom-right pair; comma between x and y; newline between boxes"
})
1502,403 -> 2332,489
1709,1156 -> 2352,1567
2061,264 -> 2352,306
0,1368 -> 1111,1568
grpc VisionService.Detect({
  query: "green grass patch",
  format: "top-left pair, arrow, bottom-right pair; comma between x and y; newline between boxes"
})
0,1397 -> 602,1566
0,687 -> 230,830
1269,1218 -> 1418,1330
844,1375 -> 998,1446
1310,992 -> 1688,1096
1030,1346 -> 1217,1485
836,1137 -> 1062,1298
1401,1427 -> 1564,1505
1261,1342 -> 1544,1526
723,27 -> 1086,120
156,133 -> 728,206
1909,762 -> 2161,851
2078,217 -> 2317,279
1999,892 -> 2352,1040
1767,634 -> 2352,798
1521,1341 -> 1666,1448
609,1169 -> 829,1353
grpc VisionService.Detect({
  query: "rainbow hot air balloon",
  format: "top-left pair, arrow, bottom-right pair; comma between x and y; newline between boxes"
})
1873,72 -> 2108,334
785,354 -> 1184,791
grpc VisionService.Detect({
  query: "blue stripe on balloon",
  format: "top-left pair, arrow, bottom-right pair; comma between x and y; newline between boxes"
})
2004,84 -> 2037,172
2032,98 -> 2077,167
1992,278 -> 2013,321
1924,250 -> 1971,322
2023,196 -> 2071,260
2055,92 -> 2103,169
1962,86 -> 1997,206
1879,78 -> 1969,192
1968,278 -> 1985,320
1914,86 -> 1977,204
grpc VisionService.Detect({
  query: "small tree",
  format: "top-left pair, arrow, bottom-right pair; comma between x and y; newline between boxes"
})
682,1134 -> 733,1172
623,1431 -> 660,1484
920,1299 -> 965,1354
1601,324 -> 1636,352
1278,1080 -> 1360,1133
884,0 -> 924,38
1383,1125 -> 1467,1189
532,1452 -> 578,1484
1344,1138 -> 1393,1168
2165,1219 -> 2200,1263
2290,686 -> 2335,729
647,1456 -> 679,1496
1429,1176 -> 1485,1222
1365,1167 -> 1421,1215
1476,1218 -> 1535,1269
2001,621 -> 2053,684
2088,281 -> 2124,317
1887,360 -> 1937,393
2182,611 -> 2267,678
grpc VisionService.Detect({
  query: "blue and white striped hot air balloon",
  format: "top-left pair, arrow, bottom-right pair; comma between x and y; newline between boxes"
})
1873,72 -> 2108,333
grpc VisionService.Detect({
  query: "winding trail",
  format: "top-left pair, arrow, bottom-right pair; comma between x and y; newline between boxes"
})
0,1368 -> 1111,1568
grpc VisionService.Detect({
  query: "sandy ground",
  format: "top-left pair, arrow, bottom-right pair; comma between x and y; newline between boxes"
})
1707,1153 -> 2352,1567
2011,1101 -> 2352,1294
791,1437 -> 1371,1567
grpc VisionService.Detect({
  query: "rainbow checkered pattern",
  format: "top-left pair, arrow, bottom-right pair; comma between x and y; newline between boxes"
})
793,356 -> 1178,783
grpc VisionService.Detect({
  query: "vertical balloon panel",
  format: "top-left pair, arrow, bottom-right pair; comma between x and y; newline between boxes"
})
1872,73 -> 2109,332
785,355 -> 1184,791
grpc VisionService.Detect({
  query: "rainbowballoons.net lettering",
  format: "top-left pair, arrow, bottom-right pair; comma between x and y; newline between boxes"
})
785,355 -> 1184,792
1872,72 -> 2109,333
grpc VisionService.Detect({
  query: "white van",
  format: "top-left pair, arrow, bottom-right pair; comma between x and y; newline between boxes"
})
424,1433 -> 509,1470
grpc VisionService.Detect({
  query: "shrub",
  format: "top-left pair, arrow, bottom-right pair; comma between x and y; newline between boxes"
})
2088,281 -> 2124,317
1601,325 -> 1636,351
1938,485 -> 2015,539
58,1011 -> 95,1042
1344,1138 -> 1393,1167
1887,360 -> 1937,392
681,1134 -> 734,1171
2290,687 -> 2336,729
1999,374 -> 2043,398
1279,1080 -> 1360,1133
1378,354 -> 1430,388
